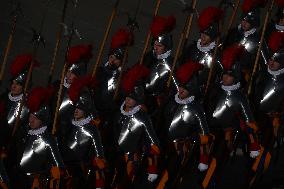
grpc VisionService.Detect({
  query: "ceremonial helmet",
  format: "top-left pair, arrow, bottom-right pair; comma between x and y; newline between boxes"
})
198,6 -> 223,40
67,44 -> 93,77
275,0 -> 284,23
121,64 -> 150,104
150,15 -> 176,50
241,0 -> 266,28
108,28 -> 133,61
268,31 -> 284,68
175,60 -> 203,96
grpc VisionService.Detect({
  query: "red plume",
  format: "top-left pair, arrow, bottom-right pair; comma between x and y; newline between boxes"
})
68,75 -> 97,104
27,86 -> 54,113
10,54 -> 34,77
276,0 -> 284,7
198,7 -> 223,31
268,31 -> 284,53
242,0 -> 267,13
110,28 -> 134,50
176,60 -> 203,84
122,64 -> 150,94
150,15 -> 176,38
67,44 -> 93,65
221,44 -> 245,71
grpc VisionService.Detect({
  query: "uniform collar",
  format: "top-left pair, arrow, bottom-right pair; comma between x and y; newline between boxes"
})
221,82 -> 241,91
268,67 -> 284,76
275,24 -> 284,32
197,39 -> 216,53
120,101 -> 141,116
238,24 -> 256,37
8,92 -> 23,102
72,116 -> 92,127
175,93 -> 195,105
156,50 -> 172,60
28,126 -> 47,136
63,77 -> 70,89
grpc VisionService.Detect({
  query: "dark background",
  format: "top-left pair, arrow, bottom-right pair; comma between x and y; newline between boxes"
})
0,0 -> 283,188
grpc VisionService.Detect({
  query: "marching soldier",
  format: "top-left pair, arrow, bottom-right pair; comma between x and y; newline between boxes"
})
94,28 -> 133,187
157,61 -> 210,188
112,64 -> 160,188
53,44 -> 93,139
254,31 -> 284,150
61,76 -> 106,189
181,6 -> 223,97
223,0 -> 265,83
95,28 -> 133,122
206,44 -> 260,187
16,86 -> 64,189
143,15 -> 177,115
0,54 -> 33,151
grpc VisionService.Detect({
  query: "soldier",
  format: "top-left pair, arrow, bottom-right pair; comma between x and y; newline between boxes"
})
223,0 -> 265,82
254,31 -> 284,150
157,61 -> 211,188
16,86 -> 64,189
206,45 -> 260,187
95,28 -> 133,122
143,15 -> 177,115
181,6 -> 223,97
53,44 -> 93,140
112,64 -> 160,188
61,76 -> 106,189
0,54 -> 33,151
94,28 -> 133,186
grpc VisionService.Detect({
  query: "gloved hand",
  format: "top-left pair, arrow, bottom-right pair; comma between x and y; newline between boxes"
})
147,164 -> 158,182
198,154 -> 209,172
93,157 -> 106,169
148,173 -> 158,182
247,122 -> 258,133
249,142 -> 260,158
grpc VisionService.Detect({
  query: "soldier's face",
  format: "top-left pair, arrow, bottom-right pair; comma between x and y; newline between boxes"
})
222,74 -> 234,86
125,97 -> 137,109
10,80 -> 23,96
108,54 -> 121,68
66,70 -> 77,85
241,20 -> 251,31
268,59 -> 281,71
29,113 -> 42,129
178,86 -> 190,99
278,18 -> 284,26
74,108 -> 85,120
200,33 -> 211,46
154,41 -> 166,56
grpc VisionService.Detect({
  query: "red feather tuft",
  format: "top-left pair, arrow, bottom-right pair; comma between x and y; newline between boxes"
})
10,54 -> 34,77
221,44 -> 245,71
276,0 -> 284,7
27,86 -> 54,113
150,15 -> 176,38
110,28 -> 134,50
176,60 -> 203,84
242,0 -> 267,13
268,31 -> 284,53
67,44 -> 93,65
122,64 -> 150,94
68,75 -> 97,103
198,7 -> 223,31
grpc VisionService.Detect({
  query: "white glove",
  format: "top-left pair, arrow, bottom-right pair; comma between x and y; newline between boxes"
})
96,188 -> 102,189
198,163 -> 208,172
147,173 -> 158,182
250,150 -> 260,158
